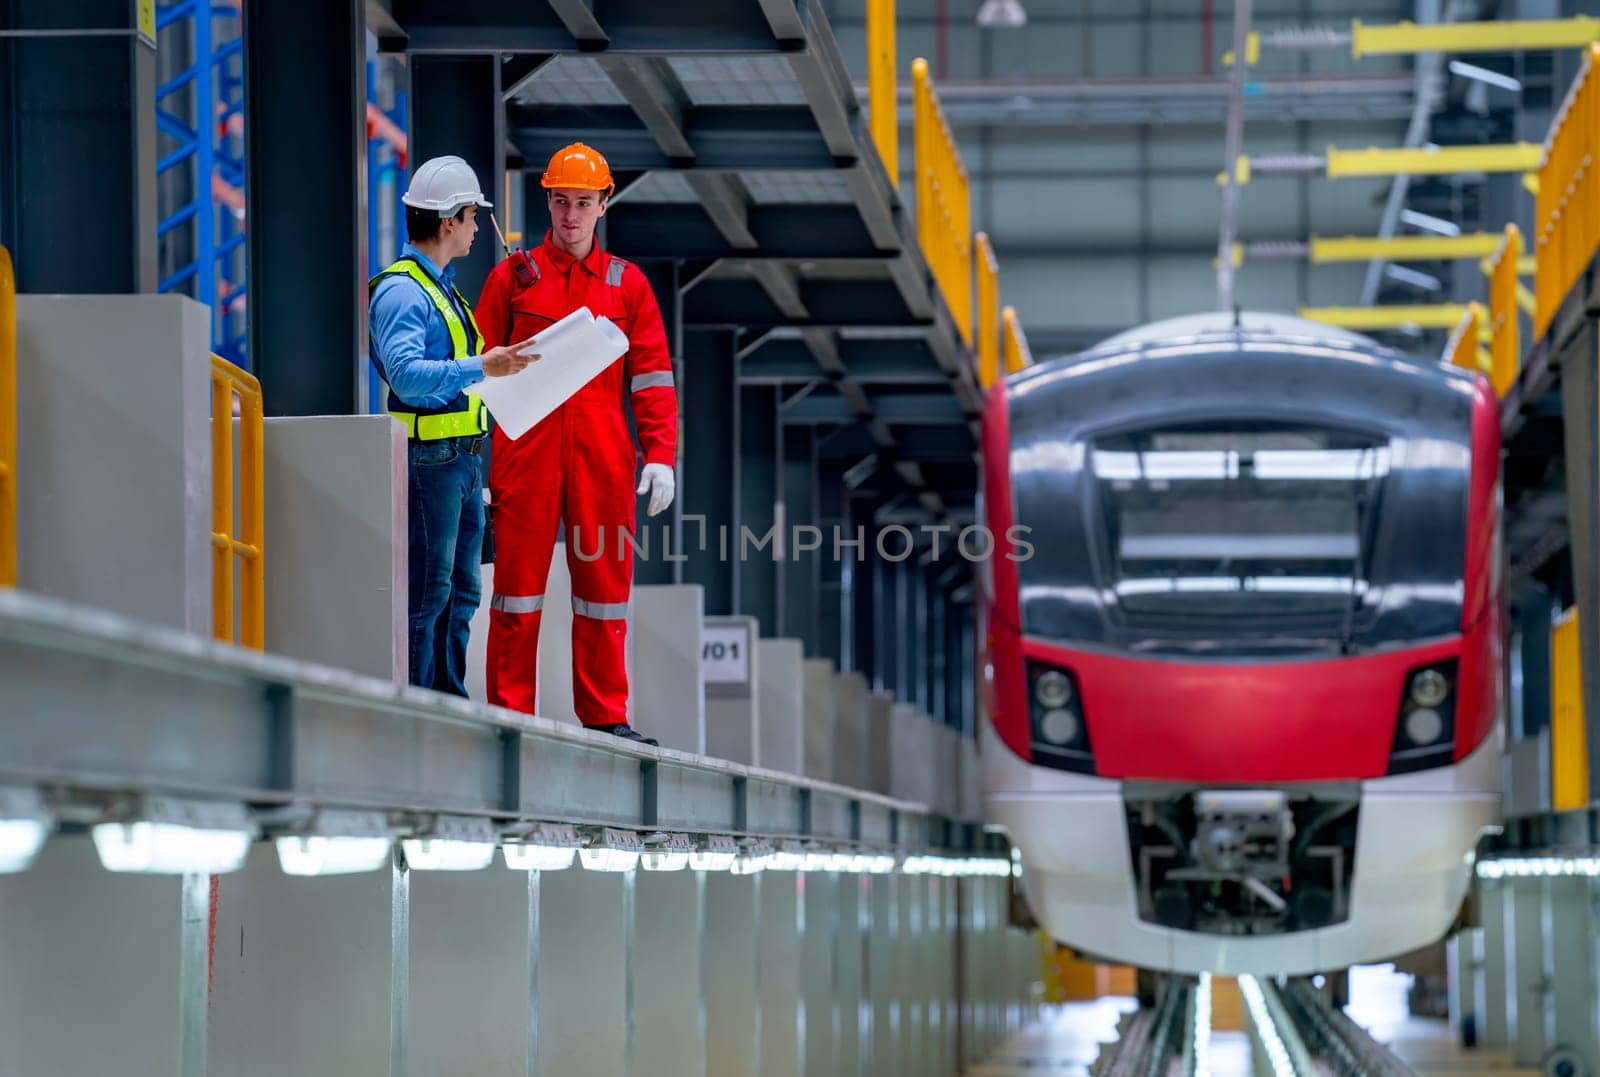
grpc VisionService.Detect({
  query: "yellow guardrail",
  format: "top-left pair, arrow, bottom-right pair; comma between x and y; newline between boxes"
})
1552,606 -> 1589,812
1325,142 -> 1544,179
975,232 -> 1000,388
912,57 -> 972,346
1002,305 -> 1032,374
1535,43 -> 1600,337
1353,16 -> 1600,57
210,354 -> 264,649
1442,301 -> 1489,377
0,246 -> 14,589
1311,233 -> 1503,263
1486,225 -> 1523,397
1299,304 -> 1470,331
867,0 -> 897,183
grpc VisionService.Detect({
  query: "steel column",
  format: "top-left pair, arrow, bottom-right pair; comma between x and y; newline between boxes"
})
848,503 -> 878,678
912,566 -> 929,712
680,329 -> 736,613
0,0 -> 157,293
944,593 -> 965,733
817,458 -> 847,668
1515,585 -> 1555,740
737,384 -> 781,633
243,0 -> 366,415
874,550 -> 899,694
408,55 -> 504,302
780,422 -> 818,651
896,559 -> 913,700
1560,325 -> 1600,797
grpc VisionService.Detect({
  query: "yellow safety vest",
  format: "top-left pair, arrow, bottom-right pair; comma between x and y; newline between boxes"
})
368,257 -> 489,440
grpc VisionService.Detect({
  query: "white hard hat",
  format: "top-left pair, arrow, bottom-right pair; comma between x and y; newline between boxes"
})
402,155 -> 493,215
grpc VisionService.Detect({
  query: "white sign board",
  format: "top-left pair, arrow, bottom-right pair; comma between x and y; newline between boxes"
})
701,623 -> 751,685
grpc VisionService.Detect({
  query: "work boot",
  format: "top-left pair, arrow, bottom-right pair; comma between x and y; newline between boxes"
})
599,723 -> 658,747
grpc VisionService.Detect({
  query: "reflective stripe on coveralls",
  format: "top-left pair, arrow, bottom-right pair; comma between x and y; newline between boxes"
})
630,371 -> 674,392
490,594 -> 544,614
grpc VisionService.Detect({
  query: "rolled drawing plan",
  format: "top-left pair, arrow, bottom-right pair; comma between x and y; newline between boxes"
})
474,306 -> 630,439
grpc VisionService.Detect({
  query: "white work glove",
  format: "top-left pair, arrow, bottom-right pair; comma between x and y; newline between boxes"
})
636,463 -> 676,517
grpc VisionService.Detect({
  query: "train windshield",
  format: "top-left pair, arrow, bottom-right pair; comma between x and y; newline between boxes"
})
1093,424 -> 1387,636
1006,343 -> 1473,659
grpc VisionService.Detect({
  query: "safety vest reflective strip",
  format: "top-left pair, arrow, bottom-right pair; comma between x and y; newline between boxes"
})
370,259 -> 488,441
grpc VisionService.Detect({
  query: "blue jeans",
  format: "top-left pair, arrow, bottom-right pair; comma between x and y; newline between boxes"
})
408,437 -> 484,696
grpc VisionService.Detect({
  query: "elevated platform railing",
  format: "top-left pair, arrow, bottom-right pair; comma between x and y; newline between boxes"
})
876,0 -> 1034,378
1487,224 -> 1523,397
1535,43 -> 1600,339
913,57 -> 973,349
209,353 -> 263,648
1443,301 -> 1488,375
1004,305 -> 1034,375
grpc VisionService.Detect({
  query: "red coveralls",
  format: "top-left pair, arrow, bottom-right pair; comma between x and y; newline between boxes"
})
475,232 -> 677,724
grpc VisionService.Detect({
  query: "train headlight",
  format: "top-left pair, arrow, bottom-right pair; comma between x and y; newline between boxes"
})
1388,660 -> 1457,775
1404,707 -> 1444,745
1039,708 -> 1079,746
1034,670 -> 1073,709
1027,662 -> 1095,774
1409,669 -> 1449,708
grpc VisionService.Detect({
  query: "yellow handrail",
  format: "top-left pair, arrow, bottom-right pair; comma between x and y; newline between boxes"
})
1486,225 -> 1523,397
1535,43 -> 1600,337
912,57 -> 972,346
867,0 -> 897,183
975,233 -> 1000,388
1300,304 -> 1470,331
0,246 -> 14,589
210,354 -> 264,649
1442,302 -> 1488,376
1002,305 -> 1032,374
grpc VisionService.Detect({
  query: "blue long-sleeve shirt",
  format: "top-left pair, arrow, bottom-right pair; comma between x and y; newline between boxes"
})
369,243 -> 486,409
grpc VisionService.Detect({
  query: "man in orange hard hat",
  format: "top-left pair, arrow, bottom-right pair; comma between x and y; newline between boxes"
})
476,142 -> 677,745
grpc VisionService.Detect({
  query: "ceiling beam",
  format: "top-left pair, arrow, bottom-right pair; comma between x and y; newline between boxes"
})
508,105 -> 838,171
685,173 -> 758,250
501,54 -> 557,101
595,56 -> 692,160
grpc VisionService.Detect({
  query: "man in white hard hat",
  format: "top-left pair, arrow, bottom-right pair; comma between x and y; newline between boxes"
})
369,155 -> 538,696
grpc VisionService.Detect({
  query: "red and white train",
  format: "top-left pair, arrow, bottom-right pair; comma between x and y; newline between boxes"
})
978,313 -> 1503,977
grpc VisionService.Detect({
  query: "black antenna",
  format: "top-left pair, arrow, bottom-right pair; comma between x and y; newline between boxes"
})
1232,303 -> 1243,329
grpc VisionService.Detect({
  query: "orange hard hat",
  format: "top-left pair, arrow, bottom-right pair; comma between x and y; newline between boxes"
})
541,142 -> 613,192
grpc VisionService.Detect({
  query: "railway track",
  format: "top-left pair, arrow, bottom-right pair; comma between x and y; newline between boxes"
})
1095,972 -> 1417,1076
